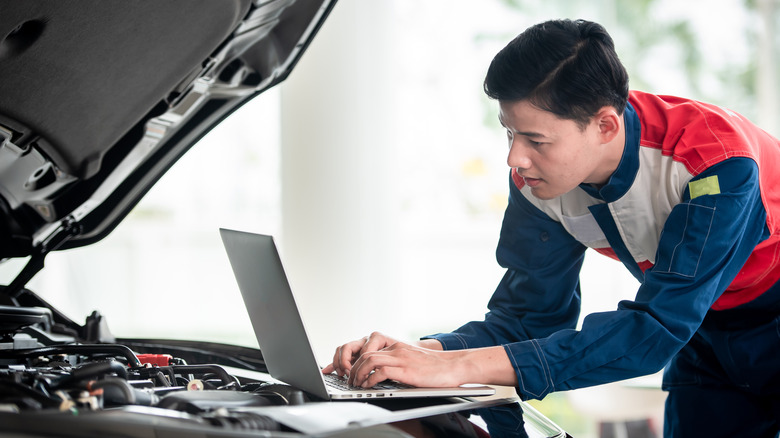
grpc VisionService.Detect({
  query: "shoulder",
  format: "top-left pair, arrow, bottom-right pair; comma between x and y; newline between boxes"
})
629,90 -> 775,176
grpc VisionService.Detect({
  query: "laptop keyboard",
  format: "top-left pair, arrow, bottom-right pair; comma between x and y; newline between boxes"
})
323,373 -> 413,391
323,373 -> 355,390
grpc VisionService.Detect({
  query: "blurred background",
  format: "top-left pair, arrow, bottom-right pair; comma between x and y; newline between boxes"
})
2,0 -> 778,436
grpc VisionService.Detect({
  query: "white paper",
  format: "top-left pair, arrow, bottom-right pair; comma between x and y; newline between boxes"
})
236,402 -> 394,435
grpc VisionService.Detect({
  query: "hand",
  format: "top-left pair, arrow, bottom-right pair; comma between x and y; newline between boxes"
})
323,333 -> 516,388
347,340 -> 469,388
322,332 -> 401,378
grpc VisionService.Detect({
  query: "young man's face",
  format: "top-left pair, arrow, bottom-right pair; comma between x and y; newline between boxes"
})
498,99 -> 616,200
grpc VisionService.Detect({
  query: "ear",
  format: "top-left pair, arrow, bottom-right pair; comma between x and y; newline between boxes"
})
593,106 -> 621,144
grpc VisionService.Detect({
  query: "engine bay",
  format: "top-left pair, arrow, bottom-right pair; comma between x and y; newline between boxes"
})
0,304 -> 329,436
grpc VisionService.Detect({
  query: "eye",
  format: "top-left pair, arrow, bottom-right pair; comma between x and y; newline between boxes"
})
505,129 -> 514,147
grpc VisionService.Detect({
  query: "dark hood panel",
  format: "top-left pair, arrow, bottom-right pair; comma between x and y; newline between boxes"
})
0,1 -> 250,179
0,0 -> 335,260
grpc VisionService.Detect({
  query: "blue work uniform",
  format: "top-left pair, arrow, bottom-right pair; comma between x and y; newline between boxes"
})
426,91 -> 780,437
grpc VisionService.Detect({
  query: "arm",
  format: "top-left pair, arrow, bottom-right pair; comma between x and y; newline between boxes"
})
499,158 -> 769,400
322,332 -> 518,387
347,174 -> 587,388
425,173 -> 588,349
349,341 -> 518,388
328,159 -> 767,394
323,174 -> 587,386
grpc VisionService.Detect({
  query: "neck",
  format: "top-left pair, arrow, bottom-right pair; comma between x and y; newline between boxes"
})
590,119 -> 626,187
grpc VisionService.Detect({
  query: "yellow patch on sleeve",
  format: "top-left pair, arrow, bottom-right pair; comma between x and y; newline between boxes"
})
688,175 -> 721,199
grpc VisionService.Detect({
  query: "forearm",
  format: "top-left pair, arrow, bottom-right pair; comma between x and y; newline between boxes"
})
416,339 -> 443,350
453,345 -> 517,386
416,339 -> 516,386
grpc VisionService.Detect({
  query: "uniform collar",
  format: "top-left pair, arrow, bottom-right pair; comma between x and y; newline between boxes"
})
579,101 -> 641,202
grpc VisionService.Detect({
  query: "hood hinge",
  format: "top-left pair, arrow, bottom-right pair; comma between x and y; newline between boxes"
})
3,218 -> 82,303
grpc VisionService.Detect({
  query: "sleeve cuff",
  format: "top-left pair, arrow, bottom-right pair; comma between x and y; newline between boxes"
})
503,340 -> 555,400
424,334 -> 556,400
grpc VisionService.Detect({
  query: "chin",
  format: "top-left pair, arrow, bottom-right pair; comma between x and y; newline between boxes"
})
529,189 -> 561,201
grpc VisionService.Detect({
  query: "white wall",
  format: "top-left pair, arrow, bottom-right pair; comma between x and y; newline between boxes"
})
277,1 -> 399,362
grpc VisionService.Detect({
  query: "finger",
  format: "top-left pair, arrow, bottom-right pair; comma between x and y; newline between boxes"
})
336,339 -> 368,376
326,347 -> 340,376
326,346 -> 346,377
348,352 -> 371,386
334,345 -> 347,376
335,345 -> 353,376
360,332 -> 394,356
343,334 -> 389,384
350,351 -> 408,387
360,366 -> 392,388
361,361 -> 422,389
326,346 -> 342,376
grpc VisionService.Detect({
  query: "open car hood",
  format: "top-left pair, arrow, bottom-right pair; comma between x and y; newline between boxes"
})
0,0 -> 333,263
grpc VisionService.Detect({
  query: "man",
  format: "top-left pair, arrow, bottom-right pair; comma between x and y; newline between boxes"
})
323,19 -> 780,437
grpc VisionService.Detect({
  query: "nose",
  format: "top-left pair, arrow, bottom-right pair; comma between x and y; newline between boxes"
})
507,140 -> 532,170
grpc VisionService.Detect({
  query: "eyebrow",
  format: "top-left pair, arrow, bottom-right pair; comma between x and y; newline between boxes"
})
515,130 -> 547,139
498,116 -> 548,139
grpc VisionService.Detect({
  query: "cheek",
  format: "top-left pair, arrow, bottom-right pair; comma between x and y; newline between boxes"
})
548,145 -> 592,182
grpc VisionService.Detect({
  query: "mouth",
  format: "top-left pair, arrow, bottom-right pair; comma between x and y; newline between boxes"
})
523,176 -> 543,187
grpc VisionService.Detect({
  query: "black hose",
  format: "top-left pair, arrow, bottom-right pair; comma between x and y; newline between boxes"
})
0,380 -> 61,409
89,376 -> 136,405
171,365 -> 237,388
71,360 -> 128,380
155,371 -> 171,387
0,344 -> 141,367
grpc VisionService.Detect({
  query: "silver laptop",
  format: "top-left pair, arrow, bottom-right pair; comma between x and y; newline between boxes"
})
219,228 -> 496,400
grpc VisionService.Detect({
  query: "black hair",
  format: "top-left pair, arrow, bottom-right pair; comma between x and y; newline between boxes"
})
484,19 -> 629,129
